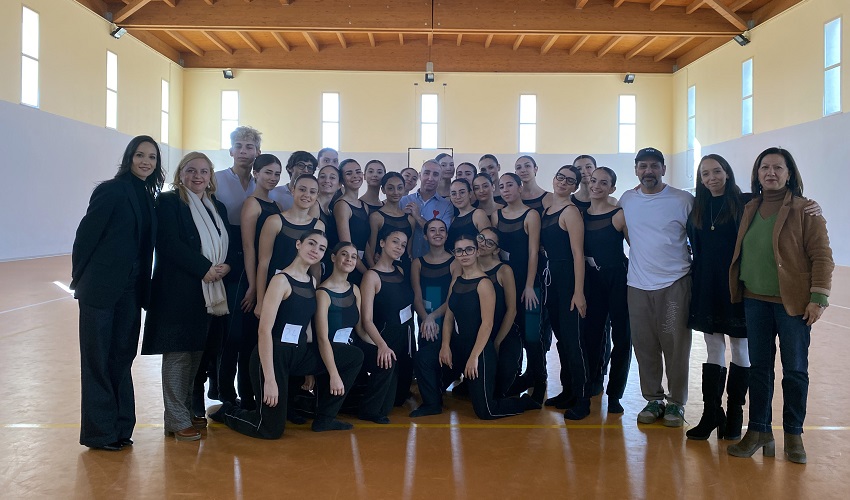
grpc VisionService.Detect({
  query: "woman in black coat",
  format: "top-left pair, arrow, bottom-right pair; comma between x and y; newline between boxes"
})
72,135 -> 164,451
142,152 -> 235,441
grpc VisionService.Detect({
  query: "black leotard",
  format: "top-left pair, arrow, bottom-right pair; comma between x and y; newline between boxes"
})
270,273 -> 316,347
496,209 -> 532,292
522,192 -> 548,215
417,255 -> 454,320
583,208 -> 626,268
319,204 -> 338,280
484,263 -> 508,341
447,210 -> 476,250
372,267 -> 414,331
254,197 -> 281,259
570,194 -> 591,215
318,285 -> 359,344
267,215 -> 319,284
448,276 -> 487,356
541,206 -> 576,263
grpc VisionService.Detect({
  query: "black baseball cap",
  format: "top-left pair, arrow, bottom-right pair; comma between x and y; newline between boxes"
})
635,148 -> 664,164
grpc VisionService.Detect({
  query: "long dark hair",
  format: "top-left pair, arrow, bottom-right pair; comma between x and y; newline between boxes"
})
690,154 -> 744,230
751,147 -> 804,198
116,135 -> 165,195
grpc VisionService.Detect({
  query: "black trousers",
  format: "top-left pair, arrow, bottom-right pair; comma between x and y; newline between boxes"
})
218,272 -> 259,409
516,284 -> 547,389
447,341 -> 527,420
223,342 -> 363,439
392,323 -> 416,407
545,260 -> 587,398
414,330 -> 453,410
585,263 -> 631,399
78,274 -> 141,447
494,329 -> 522,399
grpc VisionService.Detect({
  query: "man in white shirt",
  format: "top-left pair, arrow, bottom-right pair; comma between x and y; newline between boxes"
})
212,126 -> 261,410
619,147 -> 694,427
401,160 -> 453,259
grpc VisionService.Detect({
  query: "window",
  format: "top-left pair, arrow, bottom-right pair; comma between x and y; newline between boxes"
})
161,80 -> 169,144
742,58 -> 753,135
322,92 -> 340,150
824,18 -> 841,116
518,94 -> 536,153
221,90 -> 239,149
618,95 -> 636,153
687,85 -> 700,181
21,7 -> 39,107
106,51 -> 118,128
421,94 -> 438,149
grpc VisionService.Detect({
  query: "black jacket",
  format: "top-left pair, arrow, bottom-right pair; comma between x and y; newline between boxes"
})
71,175 -> 156,309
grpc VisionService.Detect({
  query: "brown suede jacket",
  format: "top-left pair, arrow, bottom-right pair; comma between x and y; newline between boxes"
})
729,190 -> 834,316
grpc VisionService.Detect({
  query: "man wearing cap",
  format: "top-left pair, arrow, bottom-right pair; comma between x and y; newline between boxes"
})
618,147 -> 694,427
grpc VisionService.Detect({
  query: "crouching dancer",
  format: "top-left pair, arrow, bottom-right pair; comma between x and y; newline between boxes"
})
212,230 -> 363,438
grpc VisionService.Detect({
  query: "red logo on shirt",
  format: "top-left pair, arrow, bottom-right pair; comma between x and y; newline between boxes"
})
433,210 -> 439,218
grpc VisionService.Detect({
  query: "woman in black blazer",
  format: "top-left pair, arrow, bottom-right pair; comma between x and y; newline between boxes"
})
71,135 -> 164,451
142,152 -> 235,441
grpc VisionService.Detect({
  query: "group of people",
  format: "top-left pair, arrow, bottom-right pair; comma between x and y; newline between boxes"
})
72,126 -> 833,465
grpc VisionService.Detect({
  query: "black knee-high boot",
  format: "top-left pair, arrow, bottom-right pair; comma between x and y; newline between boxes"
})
686,363 -> 727,440
724,362 -> 749,440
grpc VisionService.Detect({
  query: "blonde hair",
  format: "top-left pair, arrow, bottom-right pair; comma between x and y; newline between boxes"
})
230,126 -> 262,149
173,152 -> 217,203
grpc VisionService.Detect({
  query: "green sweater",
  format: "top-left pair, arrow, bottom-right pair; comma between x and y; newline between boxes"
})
740,212 -> 780,297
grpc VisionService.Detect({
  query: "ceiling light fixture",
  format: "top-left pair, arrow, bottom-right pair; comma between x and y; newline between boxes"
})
223,69 -> 234,79
110,24 -> 127,39
734,33 -> 750,46
623,73 -> 635,84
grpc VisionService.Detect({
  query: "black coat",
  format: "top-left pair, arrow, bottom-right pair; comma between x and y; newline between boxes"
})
71,175 -> 157,309
141,191 -> 235,354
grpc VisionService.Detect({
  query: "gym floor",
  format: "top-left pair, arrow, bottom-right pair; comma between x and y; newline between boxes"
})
1,256 -> 848,499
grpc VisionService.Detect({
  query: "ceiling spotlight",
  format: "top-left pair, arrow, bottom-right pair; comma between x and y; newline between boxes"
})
223,69 -> 234,79
734,33 -> 750,46
110,24 -> 127,39
425,61 -> 435,83
623,73 -> 635,84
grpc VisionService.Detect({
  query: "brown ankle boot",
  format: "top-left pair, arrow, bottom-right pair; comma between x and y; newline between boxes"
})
784,433 -> 807,464
727,429 -> 775,458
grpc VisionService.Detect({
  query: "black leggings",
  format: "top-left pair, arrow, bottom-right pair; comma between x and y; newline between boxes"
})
584,263 -> 631,399
545,260 -> 587,398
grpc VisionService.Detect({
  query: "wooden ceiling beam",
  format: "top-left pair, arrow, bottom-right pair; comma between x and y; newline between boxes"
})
704,0 -> 748,31
576,0 -> 589,9
540,35 -> 559,55
114,0 -> 153,23
126,29 -> 180,61
613,0 -> 627,8
649,0 -> 666,11
653,36 -> 694,61
161,0 -> 177,7
729,0 -> 753,11
398,33 -> 404,45
569,35 -> 590,55
685,0 -> 706,15
367,32 -> 376,47
597,35 -> 623,58
456,34 -> 463,46
281,0 -> 291,5
513,35 -> 525,51
428,33 -> 433,46
164,30 -> 203,56
303,32 -> 320,52
117,1 -> 740,36
270,31 -> 290,51
676,37 -> 727,68
485,34 -> 493,48
181,43 -> 675,73
752,0 -> 803,26
203,0 -> 215,5
202,30 -> 233,55
237,31 -> 262,53
336,32 -> 347,49
75,0 -> 108,16
625,36 -> 657,59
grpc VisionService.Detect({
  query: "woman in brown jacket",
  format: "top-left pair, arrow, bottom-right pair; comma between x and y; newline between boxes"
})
727,147 -> 833,464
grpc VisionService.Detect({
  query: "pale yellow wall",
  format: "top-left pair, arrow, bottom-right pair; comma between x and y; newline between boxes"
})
673,0 -> 849,152
1,0 -> 183,147
183,69 -> 672,155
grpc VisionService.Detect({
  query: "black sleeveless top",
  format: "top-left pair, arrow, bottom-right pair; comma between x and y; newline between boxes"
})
318,285 -> 360,344
522,192 -> 548,215
448,276 -> 487,354
271,273 -> 316,347
496,209 -> 532,291
417,256 -> 454,319
570,194 -> 591,215
372,266 -> 414,332
484,263 -> 509,342
363,201 -> 383,215
319,204 -> 338,280
267,215 -> 319,284
447,210 -> 476,250
337,200 -> 370,252
583,208 -> 626,268
377,211 -> 412,239
541,206 -> 576,262
254,197 -> 281,259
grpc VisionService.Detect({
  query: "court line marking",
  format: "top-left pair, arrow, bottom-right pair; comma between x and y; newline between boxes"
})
0,296 -> 71,316
820,320 -> 850,330
2,423 -> 848,431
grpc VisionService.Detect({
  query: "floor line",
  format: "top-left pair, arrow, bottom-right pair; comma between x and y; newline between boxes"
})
0,296 -> 71,315
820,320 -> 850,330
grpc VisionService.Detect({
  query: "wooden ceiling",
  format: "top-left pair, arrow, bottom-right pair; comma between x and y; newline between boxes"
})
76,0 -> 801,73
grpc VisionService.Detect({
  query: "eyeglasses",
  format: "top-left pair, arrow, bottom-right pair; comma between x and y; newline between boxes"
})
452,246 -> 477,256
476,234 -> 497,248
555,173 -> 578,185
295,162 -> 316,173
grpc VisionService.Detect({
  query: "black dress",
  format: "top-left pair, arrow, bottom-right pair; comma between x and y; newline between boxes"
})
687,193 -> 748,338
413,255 -> 455,410
336,199 -> 371,285
266,214 -> 319,284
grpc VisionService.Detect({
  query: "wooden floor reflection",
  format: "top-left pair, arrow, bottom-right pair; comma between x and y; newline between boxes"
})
1,257 -> 848,499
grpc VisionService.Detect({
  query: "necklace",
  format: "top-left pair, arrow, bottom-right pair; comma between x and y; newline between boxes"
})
710,197 -> 726,231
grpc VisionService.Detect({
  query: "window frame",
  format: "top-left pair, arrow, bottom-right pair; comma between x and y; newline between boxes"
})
824,17 -> 842,116
322,92 -> 340,150
618,94 -> 636,154
420,93 -> 439,149
518,94 -> 537,154
21,6 -> 39,108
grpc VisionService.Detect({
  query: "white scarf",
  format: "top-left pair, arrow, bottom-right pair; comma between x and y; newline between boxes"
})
186,191 -> 230,316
